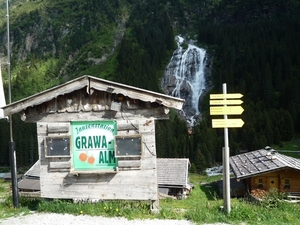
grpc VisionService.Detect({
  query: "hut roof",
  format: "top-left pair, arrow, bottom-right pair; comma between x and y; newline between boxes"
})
18,178 -> 40,191
24,160 -> 40,178
1,75 -> 184,116
230,149 -> 300,179
18,160 -> 41,191
157,158 -> 190,187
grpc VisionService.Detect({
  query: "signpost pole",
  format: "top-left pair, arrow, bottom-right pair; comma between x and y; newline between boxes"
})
223,83 -> 230,214
210,84 -> 244,214
6,0 -> 19,208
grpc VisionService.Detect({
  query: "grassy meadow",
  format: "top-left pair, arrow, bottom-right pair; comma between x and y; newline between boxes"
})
1,173 -> 300,225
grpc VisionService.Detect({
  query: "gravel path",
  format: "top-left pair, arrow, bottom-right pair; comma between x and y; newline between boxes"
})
0,212 -> 196,225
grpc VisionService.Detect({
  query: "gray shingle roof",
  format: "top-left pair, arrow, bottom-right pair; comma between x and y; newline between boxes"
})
18,178 -> 40,191
157,158 -> 189,187
230,149 -> 300,179
24,160 -> 40,178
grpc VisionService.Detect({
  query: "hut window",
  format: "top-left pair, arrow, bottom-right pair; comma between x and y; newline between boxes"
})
283,178 -> 291,189
114,134 -> 142,158
257,178 -> 263,188
45,136 -> 71,157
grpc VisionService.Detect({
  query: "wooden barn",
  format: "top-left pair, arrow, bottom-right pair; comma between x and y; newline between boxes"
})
157,158 -> 192,199
1,75 -> 184,208
230,149 -> 300,198
18,160 -> 40,197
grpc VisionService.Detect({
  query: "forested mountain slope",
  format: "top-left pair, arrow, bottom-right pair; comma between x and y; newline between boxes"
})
0,0 -> 299,173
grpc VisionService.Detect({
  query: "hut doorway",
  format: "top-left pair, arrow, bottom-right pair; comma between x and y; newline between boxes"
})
268,177 -> 278,190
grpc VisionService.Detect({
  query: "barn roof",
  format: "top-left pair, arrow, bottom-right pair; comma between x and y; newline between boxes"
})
157,158 -> 190,187
18,178 -> 40,191
1,75 -> 184,116
230,149 -> 300,179
24,160 -> 40,178
18,160 -> 41,191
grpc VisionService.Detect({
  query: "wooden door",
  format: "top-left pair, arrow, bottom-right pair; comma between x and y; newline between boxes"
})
268,177 -> 278,190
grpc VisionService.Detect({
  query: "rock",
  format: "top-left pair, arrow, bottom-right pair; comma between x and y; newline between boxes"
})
161,36 -> 212,127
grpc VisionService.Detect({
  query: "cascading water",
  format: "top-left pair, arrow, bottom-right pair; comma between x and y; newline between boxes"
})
161,36 -> 210,127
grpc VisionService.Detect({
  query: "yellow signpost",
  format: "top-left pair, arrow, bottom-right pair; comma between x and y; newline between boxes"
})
210,106 -> 244,115
212,118 -> 244,128
210,99 -> 243,105
210,93 -> 243,99
209,84 -> 244,214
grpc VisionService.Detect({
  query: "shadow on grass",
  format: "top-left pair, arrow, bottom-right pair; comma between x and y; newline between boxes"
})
200,181 -> 221,201
19,196 -> 42,211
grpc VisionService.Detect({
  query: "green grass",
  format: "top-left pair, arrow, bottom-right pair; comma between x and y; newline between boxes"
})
0,179 -> 33,219
1,175 -> 300,224
0,180 -> 10,199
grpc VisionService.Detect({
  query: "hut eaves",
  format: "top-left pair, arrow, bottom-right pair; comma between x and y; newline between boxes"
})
1,75 -> 184,116
230,149 -> 300,179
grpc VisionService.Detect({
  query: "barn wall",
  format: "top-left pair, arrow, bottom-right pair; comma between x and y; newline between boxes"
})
250,169 -> 300,192
37,118 -> 158,201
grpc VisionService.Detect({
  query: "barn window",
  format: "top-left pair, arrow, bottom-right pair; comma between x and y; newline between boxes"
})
283,178 -> 291,189
257,178 -> 263,188
114,134 -> 142,158
45,136 -> 71,157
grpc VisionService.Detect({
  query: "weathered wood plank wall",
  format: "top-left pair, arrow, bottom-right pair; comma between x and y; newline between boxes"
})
38,119 -> 158,201
250,169 -> 300,192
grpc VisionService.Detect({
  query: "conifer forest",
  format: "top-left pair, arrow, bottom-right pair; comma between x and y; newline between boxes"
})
0,0 -> 300,173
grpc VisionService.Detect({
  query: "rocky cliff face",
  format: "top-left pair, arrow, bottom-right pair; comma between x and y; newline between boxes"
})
0,1 -> 128,79
161,36 -> 212,127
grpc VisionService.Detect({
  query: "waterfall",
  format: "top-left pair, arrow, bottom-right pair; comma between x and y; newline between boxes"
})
161,36 -> 209,127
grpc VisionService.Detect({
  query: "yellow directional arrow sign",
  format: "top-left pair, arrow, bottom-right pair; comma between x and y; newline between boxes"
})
210,106 -> 244,115
212,119 -> 244,128
210,93 -> 243,99
210,99 -> 243,105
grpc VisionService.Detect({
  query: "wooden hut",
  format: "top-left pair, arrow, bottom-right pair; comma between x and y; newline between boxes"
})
157,158 -> 192,199
2,75 -> 184,208
18,160 -> 41,197
230,149 -> 300,198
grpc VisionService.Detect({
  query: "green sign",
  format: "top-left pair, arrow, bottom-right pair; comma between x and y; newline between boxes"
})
71,121 -> 117,171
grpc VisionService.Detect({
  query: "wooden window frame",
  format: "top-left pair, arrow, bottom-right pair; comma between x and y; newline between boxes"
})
255,177 -> 264,189
283,178 -> 291,189
114,134 -> 143,158
44,135 -> 71,158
